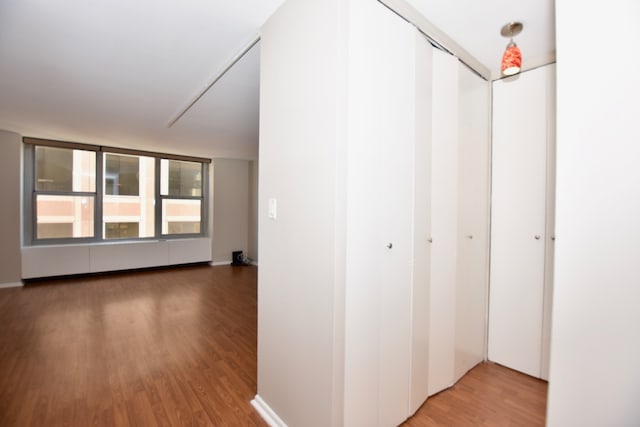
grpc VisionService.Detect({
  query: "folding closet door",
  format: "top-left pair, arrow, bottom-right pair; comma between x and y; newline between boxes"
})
427,47 -> 459,396
489,65 -> 555,378
343,0 -> 417,425
454,62 -> 490,382
344,3 -> 493,423
409,31 -> 433,414
540,64 -> 556,380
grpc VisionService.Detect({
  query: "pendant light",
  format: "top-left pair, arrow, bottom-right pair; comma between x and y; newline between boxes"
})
500,22 -> 523,76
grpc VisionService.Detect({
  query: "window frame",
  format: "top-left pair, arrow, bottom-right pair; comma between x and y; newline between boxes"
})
158,158 -> 206,238
25,141 -> 100,245
23,138 -> 210,246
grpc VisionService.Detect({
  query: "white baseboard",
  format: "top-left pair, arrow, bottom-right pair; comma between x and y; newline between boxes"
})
209,261 -> 231,266
209,260 -> 259,267
251,395 -> 288,427
0,281 -> 23,289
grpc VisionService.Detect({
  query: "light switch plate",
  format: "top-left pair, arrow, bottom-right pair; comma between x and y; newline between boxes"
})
268,198 -> 277,219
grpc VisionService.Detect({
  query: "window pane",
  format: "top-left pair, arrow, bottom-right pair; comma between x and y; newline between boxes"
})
161,159 -> 202,197
36,146 -> 95,192
167,222 -> 200,234
105,222 -> 140,239
162,199 -> 201,235
105,154 -> 140,196
36,195 -> 94,238
103,156 -> 155,239
37,223 -> 73,239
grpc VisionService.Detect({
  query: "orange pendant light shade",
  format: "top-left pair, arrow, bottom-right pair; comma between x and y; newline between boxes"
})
501,40 -> 522,76
500,22 -> 523,76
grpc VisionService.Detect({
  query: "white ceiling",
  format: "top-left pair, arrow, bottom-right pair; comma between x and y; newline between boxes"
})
406,0 -> 555,79
0,0 -> 554,160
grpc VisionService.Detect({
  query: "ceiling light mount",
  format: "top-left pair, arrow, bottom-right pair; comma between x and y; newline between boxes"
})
500,22 -> 523,38
500,22 -> 523,76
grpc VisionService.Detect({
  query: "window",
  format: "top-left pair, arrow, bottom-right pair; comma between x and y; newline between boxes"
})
24,138 -> 209,245
105,154 -> 140,196
160,159 -> 203,235
103,153 -> 155,239
33,146 -> 96,240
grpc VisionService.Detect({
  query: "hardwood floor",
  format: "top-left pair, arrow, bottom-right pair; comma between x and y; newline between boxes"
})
0,265 -> 546,426
0,264 -> 267,427
402,363 -> 548,427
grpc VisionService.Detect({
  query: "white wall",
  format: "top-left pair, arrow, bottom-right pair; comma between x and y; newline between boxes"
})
547,0 -> 640,425
257,3 -> 493,425
212,158 -> 251,264
0,130 -> 22,285
256,0 -> 346,426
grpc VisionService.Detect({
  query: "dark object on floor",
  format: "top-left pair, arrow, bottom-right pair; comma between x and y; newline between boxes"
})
231,250 -> 250,266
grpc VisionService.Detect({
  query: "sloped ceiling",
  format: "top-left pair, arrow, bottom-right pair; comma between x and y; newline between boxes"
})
0,0 -> 554,160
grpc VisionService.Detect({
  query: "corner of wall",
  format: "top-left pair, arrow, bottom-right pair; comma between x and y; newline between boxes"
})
248,159 -> 259,262
212,158 -> 251,263
0,130 -> 23,283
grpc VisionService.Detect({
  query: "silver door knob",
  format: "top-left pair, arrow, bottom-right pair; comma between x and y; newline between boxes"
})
387,243 -> 393,249
535,235 -> 541,240
467,235 -> 473,239
552,236 -> 556,241
427,238 -> 433,243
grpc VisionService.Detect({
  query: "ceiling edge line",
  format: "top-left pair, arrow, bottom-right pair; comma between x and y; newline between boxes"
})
167,34 -> 261,128
377,0 -> 491,81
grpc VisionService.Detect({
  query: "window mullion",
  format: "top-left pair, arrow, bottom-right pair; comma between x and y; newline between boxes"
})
155,157 -> 162,238
33,191 -> 97,197
24,144 -> 35,245
202,163 -> 208,236
96,151 -> 104,241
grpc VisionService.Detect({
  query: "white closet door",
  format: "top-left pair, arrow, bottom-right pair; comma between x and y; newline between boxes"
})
540,64 -> 556,380
427,48 -> 459,396
489,67 -> 549,378
344,0 -> 416,425
409,31 -> 432,414
455,63 -> 490,382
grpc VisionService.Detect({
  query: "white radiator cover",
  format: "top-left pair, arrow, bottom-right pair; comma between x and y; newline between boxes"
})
22,238 -> 212,279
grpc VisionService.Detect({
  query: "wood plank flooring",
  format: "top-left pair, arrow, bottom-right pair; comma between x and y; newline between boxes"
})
0,265 -> 267,427
0,265 -> 546,426
402,362 -> 548,427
